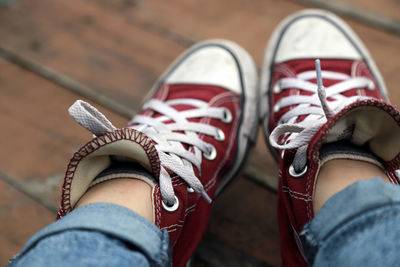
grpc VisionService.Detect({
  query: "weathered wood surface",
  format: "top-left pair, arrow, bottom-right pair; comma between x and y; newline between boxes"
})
0,0 -> 399,266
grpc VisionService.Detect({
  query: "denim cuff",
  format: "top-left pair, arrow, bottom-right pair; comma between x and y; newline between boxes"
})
14,203 -> 171,267
301,178 -> 400,265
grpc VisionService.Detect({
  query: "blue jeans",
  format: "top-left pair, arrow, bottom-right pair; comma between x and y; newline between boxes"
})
301,178 -> 400,266
7,203 -> 171,267
8,178 -> 400,266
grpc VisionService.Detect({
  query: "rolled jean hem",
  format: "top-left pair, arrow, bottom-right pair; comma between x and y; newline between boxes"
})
301,178 -> 400,265
10,203 -> 171,266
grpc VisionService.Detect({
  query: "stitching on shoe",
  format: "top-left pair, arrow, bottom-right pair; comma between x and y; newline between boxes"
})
163,219 -> 185,232
275,63 -> 297,79
352,60 -> 368,97
171,176 -> 184,187
204,93 -> 240,191
282,189 -> 312,202
162,205 -> 196,232
58,128 -> 159,219
155,185 -> 162,228
163,222 -> 184,230
306,163 -> 313,220
282,186 -> 311,197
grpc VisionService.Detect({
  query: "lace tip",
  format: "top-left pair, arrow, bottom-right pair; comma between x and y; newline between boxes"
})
201,190 -> 212,204
315,59 -> 323,89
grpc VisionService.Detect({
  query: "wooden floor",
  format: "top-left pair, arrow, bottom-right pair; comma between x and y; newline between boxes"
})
0,0 -> 399,266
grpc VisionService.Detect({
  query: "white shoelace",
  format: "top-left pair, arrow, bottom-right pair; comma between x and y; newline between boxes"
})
269,60 -> 374,173
69,98 -> 230,207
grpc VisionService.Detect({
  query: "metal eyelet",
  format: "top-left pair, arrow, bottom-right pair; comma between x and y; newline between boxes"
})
221,108 -> 232,123
204,144 -> 217,160
289,164 -> 307,178
273,104 -> 280,113
215,128 -> 225,141
367,80 -> 375,90
273,82 -> 281,94
162,196 -> 179,212
187,187 -> 195,193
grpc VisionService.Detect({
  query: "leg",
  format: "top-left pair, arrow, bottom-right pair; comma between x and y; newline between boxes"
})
8,203 -> 171,267
59,40 -> 258,266
10,40 -> 258,267
261,9 -> 400,266
314,159 -> 390,213
76,178 -> 154,223
302,178 -> 400,266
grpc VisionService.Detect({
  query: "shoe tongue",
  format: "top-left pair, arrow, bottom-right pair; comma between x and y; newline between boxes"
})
284,59 -> 361,124
289,58 -> 355,86
164,83 -> 230,101
139,83 -> 229,123
133,83 -> 230,175
287,59 -> 353,75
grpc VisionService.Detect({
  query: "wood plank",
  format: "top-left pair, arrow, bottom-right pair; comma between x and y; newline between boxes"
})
294,0 -> 400,35
350,23 -> 400,105
1,0 -> 397,189
84,0 -> 400,187
199,177 -> 281,266
0,0 -> 186,109
0,179 -> 54,266
339,0 -> 400,21
88,0 -> 300,66
0,0 -> 281,187
0,58 -> 126,208
88,0 -> 400,106
1,0 -> 397,264
1,0 -> 398,118
0,58 -> 278,265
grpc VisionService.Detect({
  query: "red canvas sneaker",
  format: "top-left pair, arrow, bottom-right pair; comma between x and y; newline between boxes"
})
58,39 -> 258,266
260,9 -> 400,266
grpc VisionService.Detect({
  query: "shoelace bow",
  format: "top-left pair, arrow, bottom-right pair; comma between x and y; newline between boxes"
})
69,98 -> 231,207
269,59 -> 375,173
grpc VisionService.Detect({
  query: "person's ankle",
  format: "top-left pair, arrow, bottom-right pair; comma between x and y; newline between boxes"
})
313,159 -> 390,214
75,178 -> 154,223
